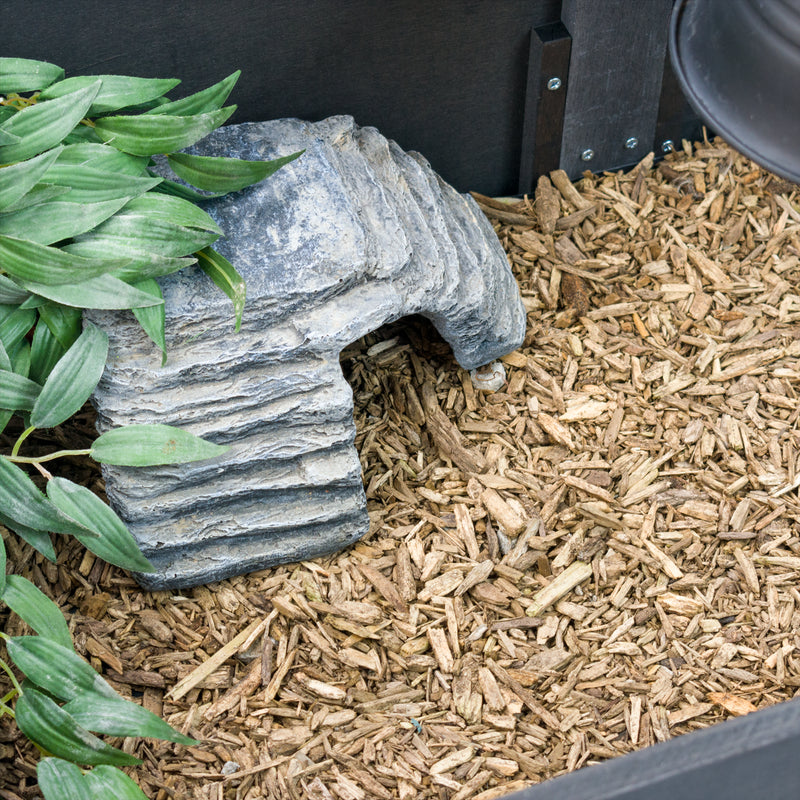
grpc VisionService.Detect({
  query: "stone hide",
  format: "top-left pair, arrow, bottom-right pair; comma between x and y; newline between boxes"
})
89,116 -> 526,590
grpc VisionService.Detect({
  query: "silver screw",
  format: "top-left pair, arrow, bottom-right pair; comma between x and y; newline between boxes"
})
581,149 -> 595,162
625,137 -> 639,150
662,139 -> 675,153
547,77 -> 562,91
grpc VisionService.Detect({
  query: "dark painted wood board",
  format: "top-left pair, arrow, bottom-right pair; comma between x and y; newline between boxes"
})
559,0 -> 674,178
506,698 -> 800,800
518,21 -> 572,194
4,0 -> 559,195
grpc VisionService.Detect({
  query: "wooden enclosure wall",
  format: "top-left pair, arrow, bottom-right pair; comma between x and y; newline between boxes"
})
4,0 -> 703,195
510,697 -> 800,800
5,3 -> 800,799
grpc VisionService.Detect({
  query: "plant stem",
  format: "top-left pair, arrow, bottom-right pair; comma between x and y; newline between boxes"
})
10,426 -> 35,458
0,688 -> 17,705
6,449 -> 91,464
33,462 -> 53,480
0,657 -> 23,697
0,92 -> 38,110
0,686 -> 18,719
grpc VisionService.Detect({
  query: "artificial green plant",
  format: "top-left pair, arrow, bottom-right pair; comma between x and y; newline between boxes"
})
0,57 -> 300,799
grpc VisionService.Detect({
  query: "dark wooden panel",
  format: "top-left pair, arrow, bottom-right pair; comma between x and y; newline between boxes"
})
507,698 -> 800,800
4,0 -> 560,195
518,22 -> 572,195
559,0 -> 674,178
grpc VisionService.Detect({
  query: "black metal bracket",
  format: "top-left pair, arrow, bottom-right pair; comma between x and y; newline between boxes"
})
518,21 -> 572,195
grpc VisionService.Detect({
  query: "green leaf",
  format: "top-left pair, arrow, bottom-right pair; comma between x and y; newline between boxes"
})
197,246 -> 246,331
120,192 -> 222,232
65,194 -> 221,263
109,255 -> 198,283
0,337 -> 10,370
0,82 -> 101,163
40,761 -> 153,800
6,636 -> 119,703
0,57 -> 65,93
151,177 -> 226,201
10,338 -> 31,378
0,457 -> 95,538
0,146 -> 63,211
131,279 -> 166,364
0,315 -> 18,432
15,686 -> 141,766
91,424 -> 228,466
1,182 -> 71,212
0,369 -> 40,412
0,535 -> 5,593
15,294 -> 46,310
0,198 -> 130,244
40,162 -> 161,202
0,235 -> 129,286
46,478 -> 153,573
168,149 -> 303,193
145,70 -> 240,116
0,575 -> 72,648
0,305 -> 36,351
29,319 -> 66,384
0,128 -> 20,146
19,273 -> 165,310
0,513 -> 57,561
0,433 -> 55,544
119,96 -> 173,114
39,75 -> 180,116
94,106 -> 236,156
38,303 -> 82,349
0,274 -> 30,304
113,255 -> 199,283
19,294 -> 49,310
37,758 -> 88,800
62,124 -> 101,146
0,336 -> 9,370
56,143 -> 149,176
84,765 -> 149,800
30,323 -> 109,428
63,695 -> 196,744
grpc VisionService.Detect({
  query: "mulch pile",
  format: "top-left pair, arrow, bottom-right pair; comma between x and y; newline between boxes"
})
3,134 -> 800,800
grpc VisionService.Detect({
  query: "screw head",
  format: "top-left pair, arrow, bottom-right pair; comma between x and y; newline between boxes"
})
581,149 -> 595,162
625,137 -> 639,150
662,139 -> 675,154
546,77 -> 562,91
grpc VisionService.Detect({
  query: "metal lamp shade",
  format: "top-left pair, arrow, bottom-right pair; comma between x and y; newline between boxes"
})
670,0 -> 800,183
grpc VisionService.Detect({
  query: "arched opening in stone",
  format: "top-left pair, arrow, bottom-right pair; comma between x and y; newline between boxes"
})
338,314 -> 484,528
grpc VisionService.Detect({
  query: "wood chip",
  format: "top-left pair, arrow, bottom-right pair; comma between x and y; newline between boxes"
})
168,616 -> 269,700
430,746 -> 476,775
10,135 -> 800,800
526,561 -> 592,617
708,692 -> 758,716
427,627 -> 455,673
420,381 -> 488,472
535,174 -> 561,235
480,488 -> 527,536
550,169 -> 595,210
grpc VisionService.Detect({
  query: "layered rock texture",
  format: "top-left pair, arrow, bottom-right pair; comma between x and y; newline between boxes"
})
90,116 -> 526,589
